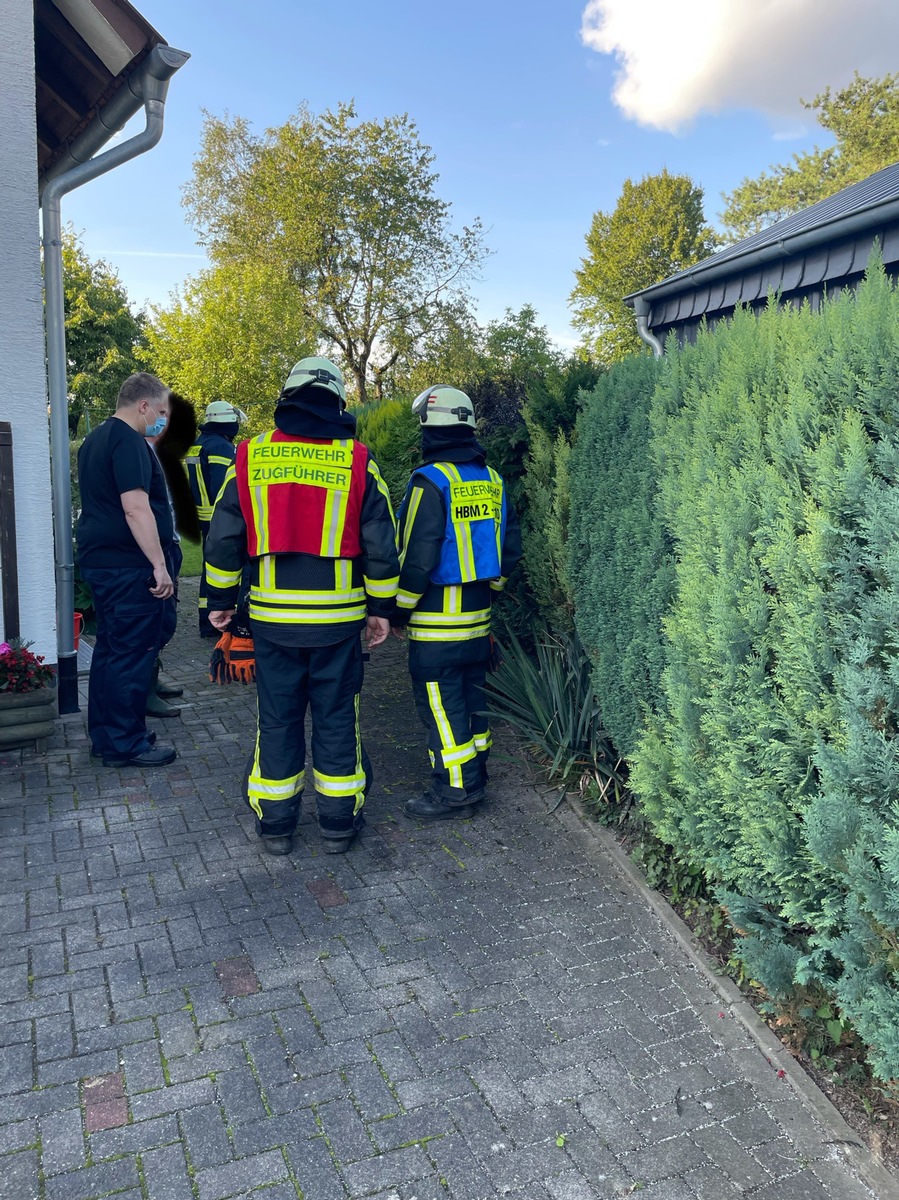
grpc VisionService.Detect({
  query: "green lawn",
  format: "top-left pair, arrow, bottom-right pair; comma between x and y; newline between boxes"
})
178,537 -> 203,578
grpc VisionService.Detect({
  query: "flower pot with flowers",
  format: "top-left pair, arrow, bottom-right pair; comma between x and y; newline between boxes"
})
0,639 -> 57,750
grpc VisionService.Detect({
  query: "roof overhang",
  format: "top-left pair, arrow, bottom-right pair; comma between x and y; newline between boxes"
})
35,0 -> 167,184
625,193 -> 899,312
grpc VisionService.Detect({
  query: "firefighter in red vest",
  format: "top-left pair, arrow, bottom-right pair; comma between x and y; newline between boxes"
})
203,358 -> 400,856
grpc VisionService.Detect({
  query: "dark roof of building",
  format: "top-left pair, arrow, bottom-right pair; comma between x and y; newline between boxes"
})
35,0 -> 166,180
625,161 -> 899,326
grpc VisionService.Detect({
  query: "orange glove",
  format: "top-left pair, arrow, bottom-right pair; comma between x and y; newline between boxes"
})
227,636 -> 256,684
209,634 -> 231,684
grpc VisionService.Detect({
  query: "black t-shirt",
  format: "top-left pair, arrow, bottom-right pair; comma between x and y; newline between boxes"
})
76,417 -> 174,569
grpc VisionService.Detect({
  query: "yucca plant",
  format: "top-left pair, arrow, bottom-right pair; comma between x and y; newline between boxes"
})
486,627 -> 624,798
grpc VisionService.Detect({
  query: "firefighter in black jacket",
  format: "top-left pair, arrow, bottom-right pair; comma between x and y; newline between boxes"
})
391,384 -> 522,819
204,359 -> 400,855
185,400 -> 245,636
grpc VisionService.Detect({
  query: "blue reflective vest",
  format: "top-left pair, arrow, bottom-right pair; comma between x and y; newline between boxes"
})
416,462 -> 507,585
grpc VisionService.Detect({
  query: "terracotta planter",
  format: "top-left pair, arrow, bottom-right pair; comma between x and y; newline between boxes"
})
0,688 -> 57,750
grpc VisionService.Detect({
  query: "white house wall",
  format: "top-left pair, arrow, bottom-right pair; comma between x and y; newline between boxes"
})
0,0 -> 58,661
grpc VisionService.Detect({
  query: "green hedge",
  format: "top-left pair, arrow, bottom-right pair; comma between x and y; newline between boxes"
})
569,354 -> 671,758
569,256 -> 899,1078
353,399 -> 420,508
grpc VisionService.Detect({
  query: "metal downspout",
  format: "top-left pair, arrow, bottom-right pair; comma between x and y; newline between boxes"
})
633,298 -> 664,358
42,45 -> 189,715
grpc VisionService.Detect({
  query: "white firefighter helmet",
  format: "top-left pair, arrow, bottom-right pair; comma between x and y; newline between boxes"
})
411,384 -> 475,426
282,356 -> 347,407
203,400 -> 247,425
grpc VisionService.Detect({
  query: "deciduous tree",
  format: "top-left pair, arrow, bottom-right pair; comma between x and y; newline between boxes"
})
182,103 -> 486,404
145,260 -> 314,433
721,73 -> 899,240
61,229 -> 146,434
570,171 -> 717,365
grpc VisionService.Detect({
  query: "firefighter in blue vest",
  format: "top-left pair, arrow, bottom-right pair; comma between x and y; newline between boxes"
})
391,384 -> 522,819
203,358 -> 400,855
185,400 -> 246,636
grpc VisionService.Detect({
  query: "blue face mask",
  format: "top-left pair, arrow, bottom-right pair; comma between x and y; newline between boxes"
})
144,407 -> 167,438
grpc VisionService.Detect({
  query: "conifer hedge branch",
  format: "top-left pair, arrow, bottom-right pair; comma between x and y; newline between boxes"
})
569,253 -> 899,1079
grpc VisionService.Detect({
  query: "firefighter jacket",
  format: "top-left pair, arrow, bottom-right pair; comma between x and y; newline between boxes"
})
394,459 -> 521,644
204,431 -> 399,648
185,429 -> 236,523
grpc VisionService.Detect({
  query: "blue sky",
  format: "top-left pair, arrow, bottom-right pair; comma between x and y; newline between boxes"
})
64,0 -> 899,348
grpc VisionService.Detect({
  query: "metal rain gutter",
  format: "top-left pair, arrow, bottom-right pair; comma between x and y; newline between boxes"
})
42,43 -> 189,715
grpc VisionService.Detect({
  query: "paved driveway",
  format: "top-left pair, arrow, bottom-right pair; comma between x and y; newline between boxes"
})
0,585 -> 886,1199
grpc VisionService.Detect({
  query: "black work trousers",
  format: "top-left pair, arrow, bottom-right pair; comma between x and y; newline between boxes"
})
81,564 -> 167,758
247,632 -> 371,839
197,523 -> 216,637
409,641 -> 491,804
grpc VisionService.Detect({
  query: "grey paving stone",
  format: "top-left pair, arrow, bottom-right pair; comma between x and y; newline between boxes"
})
194,1149 -> 291,1200
39,1106 -> 86,1175
283,1133 -> 349,1200
142,1143 -> 194,1200
178,1104 -> 232,1170
341,1144 -> 434,1196
130,1079 -> 216,1121
90,1114 -> 179,1160
229,1109 -> 318,1157
0,1149 -> 39,1200
44,1157 -> 141,1200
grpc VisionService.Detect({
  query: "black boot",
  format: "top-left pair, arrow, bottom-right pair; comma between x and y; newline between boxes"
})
403,793 -> 474,820
155,658 -> 183,699
146,661 -> 181,718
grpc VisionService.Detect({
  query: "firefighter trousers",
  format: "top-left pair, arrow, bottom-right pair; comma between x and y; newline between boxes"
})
197,523 -> 216,637
247,631 -> 371,839
409,649 -> 491,804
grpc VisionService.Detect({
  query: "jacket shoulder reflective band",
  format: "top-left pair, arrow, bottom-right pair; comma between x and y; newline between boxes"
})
415,461 -> 506,585
185,430 -> 235,522
235,431 -> 368,558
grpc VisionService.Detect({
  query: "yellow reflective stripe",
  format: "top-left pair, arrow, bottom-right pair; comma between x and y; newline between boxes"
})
320,442 -> 352,555
408,625 -> 489,642
261,555 -> 275,590
313,769 -> 367,795
248,727 -> 263,818
208,455 -> 232,466
426,681 -> 453,750
488,466 -> 504,562
253,585 -> 365,605
399,485 -> 425,566
187,454 -> 212,512
247,433 -> 271,555
474,731 -> 493,751
206,563 -> 242,587
249,773 -> 306,799
424,682 -> 477,786
247,721 -> 305,814
197,506 -> 214,521
433,463 -> 475,580
368,459 -> 396,530
248,604 -> 367,624
409,608 -> 491,626
353,694 -> 365,814
364,575 -> 399,598
444,586 -> 462,615
490,577 -> 508,592
397,590 -> 422,609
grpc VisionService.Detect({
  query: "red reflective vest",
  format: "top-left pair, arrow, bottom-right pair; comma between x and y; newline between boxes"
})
235,431 -> 368,558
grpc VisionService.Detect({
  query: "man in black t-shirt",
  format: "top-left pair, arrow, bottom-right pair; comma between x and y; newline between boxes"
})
76,373 -> 178,767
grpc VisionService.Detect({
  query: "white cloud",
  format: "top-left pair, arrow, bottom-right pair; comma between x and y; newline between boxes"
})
580,0 -> 899,132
